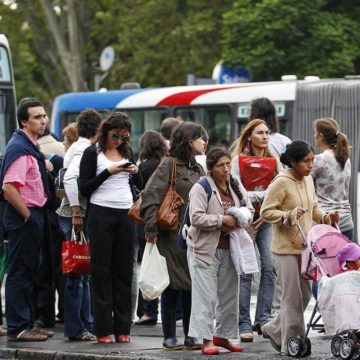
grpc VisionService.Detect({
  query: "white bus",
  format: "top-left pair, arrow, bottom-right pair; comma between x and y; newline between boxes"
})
0,34 -> 17,153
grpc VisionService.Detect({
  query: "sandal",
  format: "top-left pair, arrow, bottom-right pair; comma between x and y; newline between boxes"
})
116,334 -> 130,343
0,326 -> 7,336
69,331 -> 97,341
240,332 -> 253,343
7,329 -> 47,342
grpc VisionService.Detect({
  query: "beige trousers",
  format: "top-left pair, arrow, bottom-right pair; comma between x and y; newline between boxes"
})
262,254 -> 312,354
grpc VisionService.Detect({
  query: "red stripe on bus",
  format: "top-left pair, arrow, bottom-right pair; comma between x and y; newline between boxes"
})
156,84 -> 263,106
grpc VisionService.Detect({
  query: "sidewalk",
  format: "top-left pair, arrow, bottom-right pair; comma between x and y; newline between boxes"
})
0,297 -> 334,360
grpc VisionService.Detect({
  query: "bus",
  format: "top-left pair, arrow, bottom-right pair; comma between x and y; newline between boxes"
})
51,78 -> 360,237
51,81 -> 296,154
0,34 -> 17,153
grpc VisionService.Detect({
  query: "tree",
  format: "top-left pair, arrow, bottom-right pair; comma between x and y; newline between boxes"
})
221,0 -> 360,81
106,0 -> 233,88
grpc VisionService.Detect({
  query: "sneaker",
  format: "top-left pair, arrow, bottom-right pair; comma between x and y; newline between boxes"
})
32,327 -> 54,338
184,336 -> 202,350
162,337 -> 184,350
7,329 -> 47,342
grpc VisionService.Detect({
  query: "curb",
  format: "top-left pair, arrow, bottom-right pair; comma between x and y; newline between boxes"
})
0,348 -> 163,360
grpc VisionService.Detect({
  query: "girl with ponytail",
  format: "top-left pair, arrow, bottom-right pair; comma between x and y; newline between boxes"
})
312,118 -> 353,240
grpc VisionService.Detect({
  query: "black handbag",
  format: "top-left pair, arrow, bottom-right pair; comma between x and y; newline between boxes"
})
55,168 -> 67,197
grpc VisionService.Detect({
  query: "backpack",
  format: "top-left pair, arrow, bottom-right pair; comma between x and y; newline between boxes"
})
177,178 -> 212,249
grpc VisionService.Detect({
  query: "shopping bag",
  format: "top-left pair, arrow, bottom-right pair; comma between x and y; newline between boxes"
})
62,228 -> 91,275
138,242 -> 170,300
239,156 -> 277,212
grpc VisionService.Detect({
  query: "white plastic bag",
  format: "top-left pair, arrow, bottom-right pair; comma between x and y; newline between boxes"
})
138,243 -> 170,300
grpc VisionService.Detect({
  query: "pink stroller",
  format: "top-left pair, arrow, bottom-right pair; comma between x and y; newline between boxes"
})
286,224 -> 357,358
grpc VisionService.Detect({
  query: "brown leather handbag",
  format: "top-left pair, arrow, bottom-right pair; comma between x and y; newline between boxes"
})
156,158 -> 184,231
128,192 -> 145,226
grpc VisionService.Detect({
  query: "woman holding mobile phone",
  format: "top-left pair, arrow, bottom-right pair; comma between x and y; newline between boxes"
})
79,112 -> 142,344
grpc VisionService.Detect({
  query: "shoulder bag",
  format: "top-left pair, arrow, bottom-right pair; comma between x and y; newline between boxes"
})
128,158 -> 184,231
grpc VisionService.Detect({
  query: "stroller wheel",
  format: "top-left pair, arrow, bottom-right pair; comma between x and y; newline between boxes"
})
331,336 -> 343,357
300,338 -> 311,357
287,336 -> 303,357
340,338 -> 355,360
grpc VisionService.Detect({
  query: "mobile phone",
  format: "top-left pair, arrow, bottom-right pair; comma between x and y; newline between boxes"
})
119,162 -> 133,168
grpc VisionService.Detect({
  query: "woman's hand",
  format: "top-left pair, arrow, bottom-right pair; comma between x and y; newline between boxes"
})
296,207 -> 308,220
72,216 -> 83,230
145,234 -> 157,244
45,159 -> 54,173
328,211 -> 339,224
222,215 -> 239,233
251,217 -> 264,231
121,164 -> 139,175
107,163 -> 138,175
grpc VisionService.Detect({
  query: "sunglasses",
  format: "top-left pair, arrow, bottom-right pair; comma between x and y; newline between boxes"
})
111,134 -> 130,141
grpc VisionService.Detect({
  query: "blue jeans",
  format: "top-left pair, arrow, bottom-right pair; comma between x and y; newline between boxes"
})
58,216 -> 93,338
4,205 -> 44,335
239,222 -> 276,333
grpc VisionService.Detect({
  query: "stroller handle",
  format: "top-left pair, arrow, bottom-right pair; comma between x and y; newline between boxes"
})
295,223 -> 308,250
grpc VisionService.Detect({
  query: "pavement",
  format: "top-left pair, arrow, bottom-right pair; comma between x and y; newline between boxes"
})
0,298 -> 337,360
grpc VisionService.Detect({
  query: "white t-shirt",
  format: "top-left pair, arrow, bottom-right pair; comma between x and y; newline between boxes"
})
268,132 -> 291,158
90,152 -> 133,209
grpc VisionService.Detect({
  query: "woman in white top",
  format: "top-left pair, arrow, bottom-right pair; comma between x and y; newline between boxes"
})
79,113 -> 142,344
312,118 -> 353,240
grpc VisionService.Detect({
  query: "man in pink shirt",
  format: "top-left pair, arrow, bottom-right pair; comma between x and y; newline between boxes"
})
0,98 -> 54,341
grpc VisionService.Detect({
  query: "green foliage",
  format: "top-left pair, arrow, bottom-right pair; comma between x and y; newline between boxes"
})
1,0 -> 360,108
222,0 -> 360,81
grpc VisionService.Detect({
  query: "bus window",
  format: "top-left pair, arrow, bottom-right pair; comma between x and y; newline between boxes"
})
174,105 -> 231,147
0,46 -> 11,82
236,101 -> 293,138
59,110 -> 113,137
122,108 -> 169,156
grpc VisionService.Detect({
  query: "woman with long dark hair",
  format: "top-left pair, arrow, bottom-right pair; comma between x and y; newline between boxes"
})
79,112 -> 142,344
230,119 -> 278,342
312,118 -> 353,240
260,141 -> 338,355
140,122 -> 205,350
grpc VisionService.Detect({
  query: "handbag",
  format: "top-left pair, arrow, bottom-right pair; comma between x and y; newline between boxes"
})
239,155 -> 277,212
55,168 -> 67,197
156,158 -> 184,231
62,228 -> 91,275
128,158 -> 184,231
128,192 -> 145,226
138,242 -> 170,300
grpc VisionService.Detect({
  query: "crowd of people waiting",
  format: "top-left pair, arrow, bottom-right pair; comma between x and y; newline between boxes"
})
0,95 -> 358,357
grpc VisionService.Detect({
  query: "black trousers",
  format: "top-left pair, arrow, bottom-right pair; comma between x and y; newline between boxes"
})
88,204 -> 134,336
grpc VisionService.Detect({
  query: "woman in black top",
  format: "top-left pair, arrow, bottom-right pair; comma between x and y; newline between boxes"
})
79,112 -> 142,344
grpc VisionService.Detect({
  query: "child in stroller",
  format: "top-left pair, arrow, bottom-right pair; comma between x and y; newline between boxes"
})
286,224 -> 360,359
315,239 -> 360,360
337,243 -> 360,271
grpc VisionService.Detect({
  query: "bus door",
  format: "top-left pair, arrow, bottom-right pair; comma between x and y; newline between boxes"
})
0,35 -> 17,153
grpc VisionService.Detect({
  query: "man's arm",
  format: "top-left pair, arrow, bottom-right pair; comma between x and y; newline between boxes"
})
2,183 -> 30,222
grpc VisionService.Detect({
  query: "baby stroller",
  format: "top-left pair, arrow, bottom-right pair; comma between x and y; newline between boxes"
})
287,224 -> 359,359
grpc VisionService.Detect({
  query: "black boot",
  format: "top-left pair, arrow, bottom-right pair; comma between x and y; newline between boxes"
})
161,311 -> 183,350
